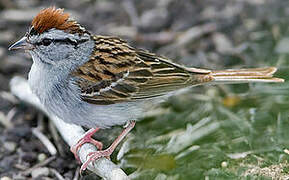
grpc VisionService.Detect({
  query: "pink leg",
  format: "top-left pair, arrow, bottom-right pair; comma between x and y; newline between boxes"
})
70,128 -> 103,163
80,121 -> 136,173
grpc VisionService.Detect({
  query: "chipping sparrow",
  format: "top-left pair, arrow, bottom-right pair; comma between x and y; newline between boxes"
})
9,7 -> 284,172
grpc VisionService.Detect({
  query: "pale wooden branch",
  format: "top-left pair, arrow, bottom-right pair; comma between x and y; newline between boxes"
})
10,76 -> 129,180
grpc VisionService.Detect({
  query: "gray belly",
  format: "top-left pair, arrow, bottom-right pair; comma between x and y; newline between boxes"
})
42,83 -> 146,128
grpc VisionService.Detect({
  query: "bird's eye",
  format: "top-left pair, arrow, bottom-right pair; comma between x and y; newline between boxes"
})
42,38 -> 52,46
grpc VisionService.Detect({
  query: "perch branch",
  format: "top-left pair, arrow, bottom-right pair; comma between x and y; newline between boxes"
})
10,76 -> 129,180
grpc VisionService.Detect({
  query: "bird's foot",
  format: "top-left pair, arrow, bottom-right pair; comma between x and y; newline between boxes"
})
80,149 -> 112,173
79,120 -> 136,174
70,128 -> 103,163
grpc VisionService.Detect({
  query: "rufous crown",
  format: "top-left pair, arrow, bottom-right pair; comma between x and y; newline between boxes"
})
31,7 -> 87,34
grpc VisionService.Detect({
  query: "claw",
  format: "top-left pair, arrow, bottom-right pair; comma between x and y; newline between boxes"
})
78,121 -> 136,174
70,128 -> 103,163
80,149 -> 112,173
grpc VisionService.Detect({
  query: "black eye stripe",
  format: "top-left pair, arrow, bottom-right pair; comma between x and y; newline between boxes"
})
35,38 -> 88,46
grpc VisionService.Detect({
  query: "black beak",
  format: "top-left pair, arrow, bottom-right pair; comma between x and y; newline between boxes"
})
8,36 -> 34,51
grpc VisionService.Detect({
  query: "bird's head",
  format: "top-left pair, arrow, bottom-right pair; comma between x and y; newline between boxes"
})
9,7 -> 94,65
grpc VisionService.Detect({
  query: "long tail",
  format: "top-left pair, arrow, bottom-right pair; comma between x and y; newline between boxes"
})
210,67 -> 284,83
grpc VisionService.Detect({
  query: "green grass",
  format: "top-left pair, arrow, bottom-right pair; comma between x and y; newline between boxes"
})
121,81 -> 289,179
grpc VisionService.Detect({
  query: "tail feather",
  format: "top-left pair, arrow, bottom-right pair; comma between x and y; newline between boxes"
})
210,67 -> 284,83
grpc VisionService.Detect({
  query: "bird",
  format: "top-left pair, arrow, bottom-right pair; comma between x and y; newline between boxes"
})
9,7 -> 284,172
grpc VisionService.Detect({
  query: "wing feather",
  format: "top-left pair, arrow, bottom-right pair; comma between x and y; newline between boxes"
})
70,35 -> 213,105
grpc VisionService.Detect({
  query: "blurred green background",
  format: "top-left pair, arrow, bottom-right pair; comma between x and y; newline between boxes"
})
0,0 -> 289,179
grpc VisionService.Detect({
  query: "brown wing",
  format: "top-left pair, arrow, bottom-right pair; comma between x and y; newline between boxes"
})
71,35 -> 213,105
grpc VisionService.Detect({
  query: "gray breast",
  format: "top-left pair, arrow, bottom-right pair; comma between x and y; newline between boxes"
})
28,56 -> 157,128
